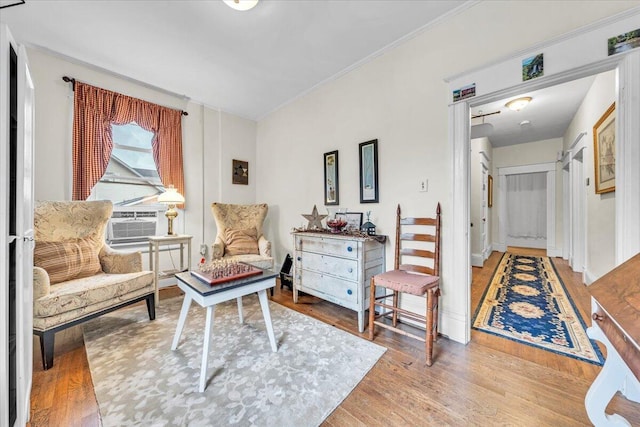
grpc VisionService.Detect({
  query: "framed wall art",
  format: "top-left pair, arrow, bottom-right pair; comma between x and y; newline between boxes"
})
336,212 -> 363,231
359,139 -> 379,203
324,150 -> 339,205
232,159 -> 249,185
593,103 -> 615,194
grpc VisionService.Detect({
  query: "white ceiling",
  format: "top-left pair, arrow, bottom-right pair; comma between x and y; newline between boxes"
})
470,75 -> 597,148
0,0 -> 468,120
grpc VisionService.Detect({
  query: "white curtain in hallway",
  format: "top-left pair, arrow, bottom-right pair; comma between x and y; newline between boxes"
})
506,172 -> 547,239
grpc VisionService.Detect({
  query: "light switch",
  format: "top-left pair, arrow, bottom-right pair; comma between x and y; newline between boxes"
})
419,179 -> 428,192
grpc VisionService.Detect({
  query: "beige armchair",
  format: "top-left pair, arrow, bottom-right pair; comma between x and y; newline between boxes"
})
33,201 -> 155,370
210,203 -> 274,270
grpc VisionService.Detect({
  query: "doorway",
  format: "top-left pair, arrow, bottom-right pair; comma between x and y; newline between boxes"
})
450,50 -> 640,345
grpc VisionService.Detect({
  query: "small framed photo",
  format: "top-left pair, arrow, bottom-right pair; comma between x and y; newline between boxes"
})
593,103 -> 616,194
336,212 -> 363,232
359,139 -> 379,203
232,159 -> 248,185
324,150 -> 339,205
608,29 -> 640,56
522,53 -> 543,81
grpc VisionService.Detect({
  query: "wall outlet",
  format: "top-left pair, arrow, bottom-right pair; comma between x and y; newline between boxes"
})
199,243 -> 207,256
419,178 -> 428,192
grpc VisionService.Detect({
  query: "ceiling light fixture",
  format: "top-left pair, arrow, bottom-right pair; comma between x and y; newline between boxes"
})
470,110 -> 499,139
223,0 -> 259,11
505,97 -> 532,111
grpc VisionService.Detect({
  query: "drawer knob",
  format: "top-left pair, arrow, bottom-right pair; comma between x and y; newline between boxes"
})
347,246 -> 353,252
592,313 -> 604,322
297,257 -> 302,261
348,268 -> 353,273
347,289 -> 353,295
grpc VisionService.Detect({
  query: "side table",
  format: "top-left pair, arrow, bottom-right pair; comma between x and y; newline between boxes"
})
148,235 -> 193,306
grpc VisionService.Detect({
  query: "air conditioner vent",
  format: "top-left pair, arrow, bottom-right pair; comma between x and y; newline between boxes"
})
112,211 -> 135,219
136,211 -> 157,218
107,209 -> 159,244
111,221 -> 157,240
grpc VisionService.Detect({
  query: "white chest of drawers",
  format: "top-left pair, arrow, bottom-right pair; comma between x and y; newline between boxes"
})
292,232 -> 385,332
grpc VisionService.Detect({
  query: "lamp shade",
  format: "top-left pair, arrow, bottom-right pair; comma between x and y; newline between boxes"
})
158,185 -> 185,205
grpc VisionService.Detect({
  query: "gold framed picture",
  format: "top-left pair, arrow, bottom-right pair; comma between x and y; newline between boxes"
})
593,103 -> 615,194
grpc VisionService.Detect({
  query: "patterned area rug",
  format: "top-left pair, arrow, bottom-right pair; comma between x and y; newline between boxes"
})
83,295 -> 386,426
473,253 -> 604,365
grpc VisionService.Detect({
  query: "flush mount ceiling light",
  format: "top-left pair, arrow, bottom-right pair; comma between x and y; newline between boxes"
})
505,97 -> 532,111
470,110 -> 500,139
223,0 -> 259,11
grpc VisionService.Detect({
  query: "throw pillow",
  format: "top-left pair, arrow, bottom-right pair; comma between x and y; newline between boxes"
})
224,228 -> 259,256
34,240 -> 103,285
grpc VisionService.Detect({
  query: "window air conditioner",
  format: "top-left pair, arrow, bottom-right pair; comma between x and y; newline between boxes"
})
107,208 -> 159,244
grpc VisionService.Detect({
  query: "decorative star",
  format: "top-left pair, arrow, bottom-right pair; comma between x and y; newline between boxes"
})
302,205 -> 327,230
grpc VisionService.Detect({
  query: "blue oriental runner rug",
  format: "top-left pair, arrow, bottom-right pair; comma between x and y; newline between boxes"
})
473,253 -> 604,365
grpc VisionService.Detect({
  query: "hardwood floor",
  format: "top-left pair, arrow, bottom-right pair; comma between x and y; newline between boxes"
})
28,251 -> 640,426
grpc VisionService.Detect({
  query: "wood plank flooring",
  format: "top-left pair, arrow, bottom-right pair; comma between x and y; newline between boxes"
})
27,250 -> 640,426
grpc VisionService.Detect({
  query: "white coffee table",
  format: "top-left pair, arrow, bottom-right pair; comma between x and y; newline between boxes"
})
171,269 -> 279,392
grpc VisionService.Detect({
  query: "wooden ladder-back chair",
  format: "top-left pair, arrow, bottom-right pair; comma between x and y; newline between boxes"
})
368,203 -> 441,366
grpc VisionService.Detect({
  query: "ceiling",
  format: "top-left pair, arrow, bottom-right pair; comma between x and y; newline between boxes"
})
470,75 -> 597,148
0,0 -> 468,120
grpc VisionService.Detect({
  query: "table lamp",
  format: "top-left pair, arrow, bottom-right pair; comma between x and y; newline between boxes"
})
158,185 -> 185,236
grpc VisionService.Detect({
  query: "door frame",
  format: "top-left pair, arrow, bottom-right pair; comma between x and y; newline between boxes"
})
496,162 -> 556,253
447,51 -> 640,344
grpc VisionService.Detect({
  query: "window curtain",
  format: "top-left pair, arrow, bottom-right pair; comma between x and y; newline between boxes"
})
72,81 -> 185,205
506,172 -> 547,239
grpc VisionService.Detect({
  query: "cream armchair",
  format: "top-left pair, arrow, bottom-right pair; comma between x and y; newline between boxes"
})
210,203 -> 274,270
33,200 -> 155,370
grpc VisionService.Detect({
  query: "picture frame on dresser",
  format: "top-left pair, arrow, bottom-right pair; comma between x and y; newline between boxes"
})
336,212 -> 363,232
324,150 -> 339,205
359,139 -> 378,203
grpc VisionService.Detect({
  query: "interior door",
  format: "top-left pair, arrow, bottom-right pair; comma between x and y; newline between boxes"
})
16,44 -> 35,426
481,165 -> 489,260
0,23 -> 34,427
571,148 -> 585,274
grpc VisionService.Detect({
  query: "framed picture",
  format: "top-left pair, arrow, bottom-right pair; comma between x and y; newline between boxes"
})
522,53 -> 543,81
593,103 -> 615,194
336,212 -> 363,232
324,150 -> 339,205
359,139 -> 379,203
488,174 -> 493,208
608,28 -> 640,56
232,159 -> 248,185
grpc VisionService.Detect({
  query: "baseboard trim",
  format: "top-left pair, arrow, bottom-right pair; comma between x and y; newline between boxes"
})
547,247 -> 562,257
471,253 -> 484,267
584,269 -> 596,285
483,244 -> 492,260
398,297 -> 468,344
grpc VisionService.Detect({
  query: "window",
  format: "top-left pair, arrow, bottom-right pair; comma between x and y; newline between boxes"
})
90,122 -> 164,206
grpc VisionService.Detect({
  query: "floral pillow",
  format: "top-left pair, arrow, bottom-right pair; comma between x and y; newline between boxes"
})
224,228 -> 259,256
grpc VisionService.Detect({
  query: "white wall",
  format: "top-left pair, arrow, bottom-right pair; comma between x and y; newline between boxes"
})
27,49 -> 257,270
256,1 -> 638,340
491,138 -> 564,251
563,70 -> 616,282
